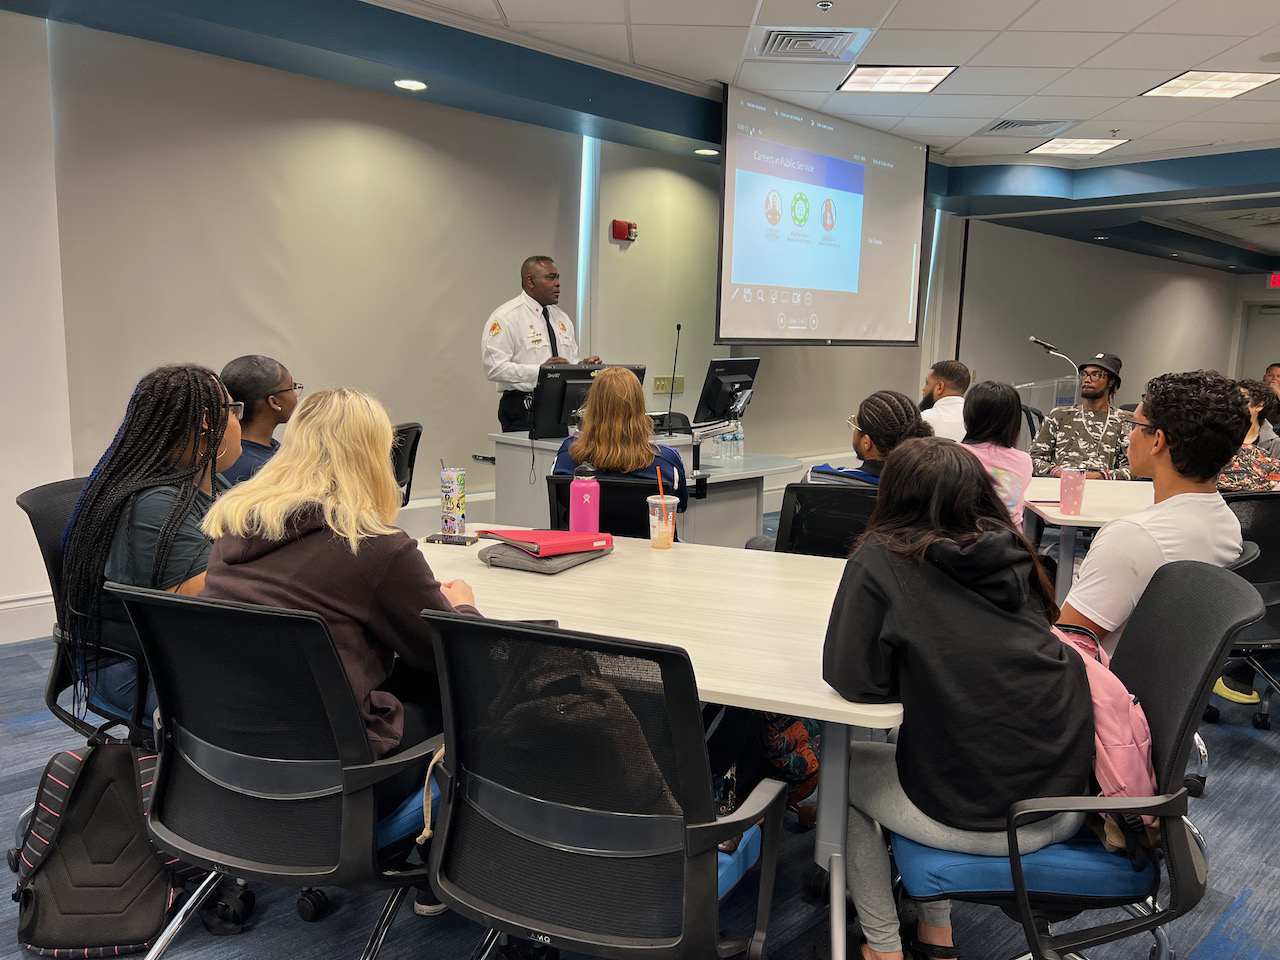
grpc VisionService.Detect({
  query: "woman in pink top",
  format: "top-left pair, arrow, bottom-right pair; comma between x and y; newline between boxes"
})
962,381 -> 1034,532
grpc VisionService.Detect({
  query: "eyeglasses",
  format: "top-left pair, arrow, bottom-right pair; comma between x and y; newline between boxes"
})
1119,413 -> 1157,433
1079,370 -> 1110,381
222,401 -> 246,422
265,382 -> 304,400
846,415 -> 859,432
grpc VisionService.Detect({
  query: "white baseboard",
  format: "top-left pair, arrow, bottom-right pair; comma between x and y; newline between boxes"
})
0,594 -> 54,645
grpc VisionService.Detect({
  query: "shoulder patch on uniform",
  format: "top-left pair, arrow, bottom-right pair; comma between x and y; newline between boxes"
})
489,320 -> 501,337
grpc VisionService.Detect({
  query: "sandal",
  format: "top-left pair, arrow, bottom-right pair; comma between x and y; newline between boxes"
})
905,941 -> 961,960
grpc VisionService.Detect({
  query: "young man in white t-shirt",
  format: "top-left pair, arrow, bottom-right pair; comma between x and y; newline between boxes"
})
1058,370 -> 1249,655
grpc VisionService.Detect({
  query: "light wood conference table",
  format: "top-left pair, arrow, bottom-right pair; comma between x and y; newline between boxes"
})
418,530 -> 902,960
1024,477 -> 1154,601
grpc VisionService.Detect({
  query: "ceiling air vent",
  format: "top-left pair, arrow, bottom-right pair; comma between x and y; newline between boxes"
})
980,119 -> 1077,137
748,27 -> 871,63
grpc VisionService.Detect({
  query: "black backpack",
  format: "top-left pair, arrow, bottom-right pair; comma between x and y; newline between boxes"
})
10,735 -> 202,956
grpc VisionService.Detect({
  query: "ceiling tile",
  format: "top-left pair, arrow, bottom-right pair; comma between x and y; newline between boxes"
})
1002,96 -> 1125,120
936,66 -> 1066,96
1093,97 -> 1216,121
1152,120 -> 1280,142
1064,118 -> 1175,138
756,0 -> 897,29
1081,33 -> 1245,70
910,94 -> 1028,118
496,0 -> 624,21
626,0 -> 756,26
736,60 -> 854,93
856,29 -> 997,65
630,25 -> 749,82
969,31 -> 1123,68
916,137 -> 965,152
504,22 -> 630,59
1136,0 -> 1280,36
891,116 -> 993,137
1237,81 -> 1280,101
1097,138 -> 1219,159
1009,0 -> 1175,33
883,0 -> 1041,31
1187,99 -> 1280,124
1193,32 -> 1280,73
944,135 -> 1049,156
752,90 -> 835,110
823,92 -> 930,117
1037,68 -> 1175,97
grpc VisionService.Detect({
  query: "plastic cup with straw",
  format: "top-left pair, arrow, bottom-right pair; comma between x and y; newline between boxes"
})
648,465 -> 676,549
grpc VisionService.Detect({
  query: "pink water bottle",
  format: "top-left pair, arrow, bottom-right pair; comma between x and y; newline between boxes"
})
569,465 -> 600,532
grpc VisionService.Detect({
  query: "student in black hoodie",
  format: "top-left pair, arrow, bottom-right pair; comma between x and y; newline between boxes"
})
823,437 -> 1093,960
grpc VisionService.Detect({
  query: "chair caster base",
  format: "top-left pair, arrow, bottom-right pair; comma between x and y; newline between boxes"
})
804,866 -> 830,903
1252,712 -> 1271,730
1202,704 -> 1220,724
1184,774 -> 1205,798
298,886 -> 330,922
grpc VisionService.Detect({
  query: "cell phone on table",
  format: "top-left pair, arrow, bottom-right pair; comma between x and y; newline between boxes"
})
422,533 -> 479,546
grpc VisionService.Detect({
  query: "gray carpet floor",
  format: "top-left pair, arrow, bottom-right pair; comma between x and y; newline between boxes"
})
1,634 -> 1275,960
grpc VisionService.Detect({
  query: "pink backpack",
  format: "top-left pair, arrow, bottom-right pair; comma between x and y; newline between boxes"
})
1053,625 -> 1157,824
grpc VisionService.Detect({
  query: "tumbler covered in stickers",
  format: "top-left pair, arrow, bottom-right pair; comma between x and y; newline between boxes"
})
440,468 -> 466,533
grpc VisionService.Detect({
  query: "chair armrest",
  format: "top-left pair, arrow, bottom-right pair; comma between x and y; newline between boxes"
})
685,778 -> 787,857
1007,789 -> 1187,837
343,734 -> 444,795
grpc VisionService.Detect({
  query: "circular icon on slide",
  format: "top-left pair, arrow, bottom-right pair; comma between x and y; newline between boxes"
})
777,313 -> 787,329
765,190 -> 782,226
790,192 -> 810,227
821,198 -> 836,231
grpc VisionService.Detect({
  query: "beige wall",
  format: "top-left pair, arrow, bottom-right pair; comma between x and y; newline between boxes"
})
957,219 -> 1240,404
0,11 -> 75,636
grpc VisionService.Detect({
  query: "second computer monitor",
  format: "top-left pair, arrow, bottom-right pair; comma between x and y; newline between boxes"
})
528,363 -> 647,440
693,358 -> 760,425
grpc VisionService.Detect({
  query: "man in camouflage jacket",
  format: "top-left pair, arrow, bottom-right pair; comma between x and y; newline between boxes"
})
1030,352 -> 1133,480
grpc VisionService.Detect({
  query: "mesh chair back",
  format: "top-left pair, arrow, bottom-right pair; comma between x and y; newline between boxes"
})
392,422 -> 423,506
1223,492 -> 1280,585
1109,561 -> 1264,795
547,475 -> 666,539
1021,405 -> 1044,448
15,477 -> 89,611
423,611 -> 715,948
107,584 -> 378,878
774,482 -> 878,557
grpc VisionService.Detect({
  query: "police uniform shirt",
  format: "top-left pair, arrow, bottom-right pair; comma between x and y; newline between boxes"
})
481,291 -> 581,393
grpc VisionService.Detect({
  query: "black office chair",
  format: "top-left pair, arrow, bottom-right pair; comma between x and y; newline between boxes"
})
420,610 -> 787,960
892,561 -> 1264,960
1119,402 -> 1139,412
546,474 -> 670,539
392,422 -> 423,507
1213,492 -> 1280,729
651,411 -> 693,436
15,477 -> 151,737
106,583 -> 440,960
774,482 -> 879,558
1021,404 -> 1045,448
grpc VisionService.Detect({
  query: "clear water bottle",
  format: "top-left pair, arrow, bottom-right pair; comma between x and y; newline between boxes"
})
737,421 -> 747,461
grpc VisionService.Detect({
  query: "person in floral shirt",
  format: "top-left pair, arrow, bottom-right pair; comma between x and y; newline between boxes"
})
1218,379 -> 1280,492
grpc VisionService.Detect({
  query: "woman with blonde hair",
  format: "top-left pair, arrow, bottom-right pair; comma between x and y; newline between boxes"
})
552,366 -> 688,511
201,388 -> 478,821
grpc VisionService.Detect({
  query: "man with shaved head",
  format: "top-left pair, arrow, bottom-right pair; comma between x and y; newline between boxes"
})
481,255 -> 599,431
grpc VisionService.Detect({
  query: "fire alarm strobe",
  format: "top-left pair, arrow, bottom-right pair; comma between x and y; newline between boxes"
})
611,219 -> 638,242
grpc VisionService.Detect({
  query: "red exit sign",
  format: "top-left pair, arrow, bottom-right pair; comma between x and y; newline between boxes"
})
1270,272 -> 1280,289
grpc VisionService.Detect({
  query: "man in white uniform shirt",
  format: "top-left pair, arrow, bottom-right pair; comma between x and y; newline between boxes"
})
481,255 -> 599,431
1057,370 -> 1247,656
919,360 -> 970,441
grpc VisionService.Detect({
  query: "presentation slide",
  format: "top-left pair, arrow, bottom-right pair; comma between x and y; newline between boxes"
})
718,86 -> 928,345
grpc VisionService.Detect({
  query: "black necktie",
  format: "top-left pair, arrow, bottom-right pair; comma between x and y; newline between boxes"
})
542,306 -> 559,359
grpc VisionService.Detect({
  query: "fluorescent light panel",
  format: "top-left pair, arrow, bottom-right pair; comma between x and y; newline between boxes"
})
839,66 -> 955,93
1028,138 -> 1128,156
1144,71 -> 1280,98
394,79 -> 427,91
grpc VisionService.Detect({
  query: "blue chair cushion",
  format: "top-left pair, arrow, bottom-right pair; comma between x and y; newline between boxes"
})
717,823 -> 762,900
891,829 -> 1155,901
376,777 -> 441,850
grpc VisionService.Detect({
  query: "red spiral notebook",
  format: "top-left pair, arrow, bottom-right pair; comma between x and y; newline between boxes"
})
477,529 -> 614,557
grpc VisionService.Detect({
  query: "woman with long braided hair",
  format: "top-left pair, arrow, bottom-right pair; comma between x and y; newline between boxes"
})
60,364 -> 242,715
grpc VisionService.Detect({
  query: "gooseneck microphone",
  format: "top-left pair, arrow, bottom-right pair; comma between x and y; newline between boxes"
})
1027,335 -> 1082,386
664,323 -> 681,434
1027,335 -> 1058,352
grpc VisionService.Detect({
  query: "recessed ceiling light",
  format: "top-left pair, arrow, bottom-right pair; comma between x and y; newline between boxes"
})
1028,138 -> 1128,156
1093,235 -> 1109,240
1143,71 -> 1280,99
839,66 -> 955,94
394,79 -> 428,92
694,148 -> 720,156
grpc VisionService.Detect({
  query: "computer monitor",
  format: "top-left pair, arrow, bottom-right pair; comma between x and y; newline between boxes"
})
693,358 -> 759,425
528,363 -> 647,440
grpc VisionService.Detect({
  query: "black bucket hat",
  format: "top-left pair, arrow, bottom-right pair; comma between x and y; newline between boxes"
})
1079,352 -> 1122,389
